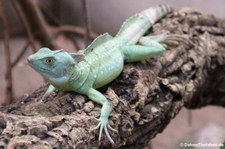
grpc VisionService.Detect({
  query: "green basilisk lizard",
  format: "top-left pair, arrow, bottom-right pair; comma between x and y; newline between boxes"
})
27,4 -> 172,144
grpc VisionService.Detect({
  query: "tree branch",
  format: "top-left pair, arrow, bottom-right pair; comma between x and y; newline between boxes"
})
55,25 -> 98,40
1,8 -> 225,148
11,41 -> 29,68
0,0 -> 14,105
15,0 -> 58,49
11,0 -> 36,52
81,0 -> 91,46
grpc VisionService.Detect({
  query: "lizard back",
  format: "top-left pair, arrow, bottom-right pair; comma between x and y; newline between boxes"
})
79,38 -> 124,89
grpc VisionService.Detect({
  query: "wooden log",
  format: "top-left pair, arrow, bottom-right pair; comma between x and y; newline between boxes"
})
1,7 -> 225,149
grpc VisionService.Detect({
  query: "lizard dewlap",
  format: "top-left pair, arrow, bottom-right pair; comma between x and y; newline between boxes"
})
27,4 -> 172,144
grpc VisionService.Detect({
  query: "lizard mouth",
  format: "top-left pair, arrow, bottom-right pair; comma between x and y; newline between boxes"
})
28,61 -> 60,79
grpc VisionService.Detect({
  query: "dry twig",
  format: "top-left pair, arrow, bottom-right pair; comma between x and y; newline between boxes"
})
55,25 -> 97,40
11,0 -> 36,52
0,0 -> 13,105
11,41 -> 30,68
81,0 -> 91,46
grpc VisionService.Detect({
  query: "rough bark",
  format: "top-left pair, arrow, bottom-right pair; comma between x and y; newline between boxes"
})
1,8 -> 225,149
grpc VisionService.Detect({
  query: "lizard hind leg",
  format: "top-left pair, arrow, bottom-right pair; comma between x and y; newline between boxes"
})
144,34 -> 192,47
123,37 -> 165,62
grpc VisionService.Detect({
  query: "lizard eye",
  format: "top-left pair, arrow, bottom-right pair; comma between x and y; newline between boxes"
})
45,58 -> 54,64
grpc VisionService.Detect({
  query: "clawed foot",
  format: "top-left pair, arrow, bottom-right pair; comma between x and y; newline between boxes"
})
162,34 -> 193,47
146,33 -> 193,48
92,117 -> 117,144
36,93 -> 48,103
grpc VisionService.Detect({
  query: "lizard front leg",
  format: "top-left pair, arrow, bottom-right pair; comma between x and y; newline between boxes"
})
46,84 -> 56,94
86,88 -> 117,144
38,84 -> 56,102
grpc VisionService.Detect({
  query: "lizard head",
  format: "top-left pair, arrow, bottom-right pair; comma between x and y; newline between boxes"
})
27,47 -> 75,85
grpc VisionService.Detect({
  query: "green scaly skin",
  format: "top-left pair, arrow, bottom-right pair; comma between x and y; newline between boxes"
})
27,5 -> 172,145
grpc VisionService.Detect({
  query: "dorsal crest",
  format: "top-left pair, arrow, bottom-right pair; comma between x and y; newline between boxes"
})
69,33 -> 113,63
83,33 -> 113,55
70,53 -> 85,63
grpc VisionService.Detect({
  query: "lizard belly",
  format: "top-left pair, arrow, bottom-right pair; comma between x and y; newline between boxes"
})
93,51 -> 124,89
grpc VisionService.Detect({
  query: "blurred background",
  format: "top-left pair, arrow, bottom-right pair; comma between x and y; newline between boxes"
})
0,0 -> 225,148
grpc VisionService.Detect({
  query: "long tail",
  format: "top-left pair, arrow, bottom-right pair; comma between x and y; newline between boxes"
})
116,5 -> 173,44
141,4 -> 173,25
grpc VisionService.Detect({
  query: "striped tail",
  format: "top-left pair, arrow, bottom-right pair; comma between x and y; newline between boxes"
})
141,4 -> 173,25
116,5 -> 173,44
